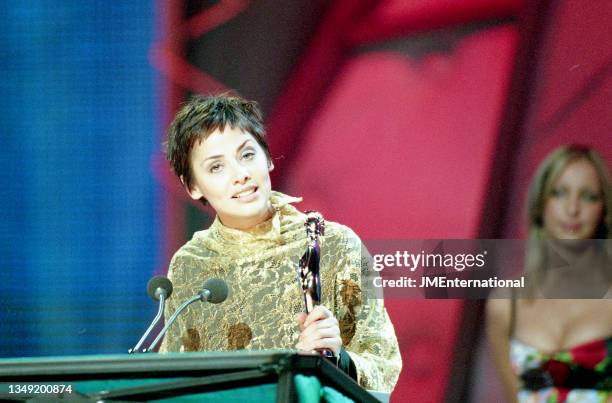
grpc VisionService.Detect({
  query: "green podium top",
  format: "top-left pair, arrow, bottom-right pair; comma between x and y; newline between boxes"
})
0,349 -> 295,380
0,351 -> 384,402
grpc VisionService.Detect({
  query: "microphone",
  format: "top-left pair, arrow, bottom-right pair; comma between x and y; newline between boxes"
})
148,276 -> 174,301
144,278 -> 228,352
128,276 -> 173,354
197,278 -> 229,304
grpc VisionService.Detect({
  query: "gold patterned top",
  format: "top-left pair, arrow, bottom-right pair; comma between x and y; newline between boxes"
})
159,192 -> 402,392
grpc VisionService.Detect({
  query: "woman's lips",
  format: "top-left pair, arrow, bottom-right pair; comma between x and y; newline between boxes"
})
232,186 -> 258,201
561,223 -> 582,233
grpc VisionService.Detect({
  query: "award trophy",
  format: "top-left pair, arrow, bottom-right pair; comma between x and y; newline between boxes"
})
297,211 -> 334,358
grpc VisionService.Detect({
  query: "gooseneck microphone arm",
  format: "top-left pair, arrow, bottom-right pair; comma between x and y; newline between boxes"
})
129,276 -> 173,354
144,278 -> 228,353
144,293 -> 202,352
128,293 -> 166,354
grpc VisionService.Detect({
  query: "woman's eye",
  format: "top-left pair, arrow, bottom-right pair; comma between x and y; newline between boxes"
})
581,191 -> 601,203
549,188 -> 566,198
209,163 -> 223,173
242,150 -> 255,160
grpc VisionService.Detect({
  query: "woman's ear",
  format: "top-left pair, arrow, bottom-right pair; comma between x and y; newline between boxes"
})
268,161 -> 274,172
180,175 -> 204,200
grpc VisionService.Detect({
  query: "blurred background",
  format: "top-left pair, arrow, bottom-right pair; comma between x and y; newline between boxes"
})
1,0 -> 610,401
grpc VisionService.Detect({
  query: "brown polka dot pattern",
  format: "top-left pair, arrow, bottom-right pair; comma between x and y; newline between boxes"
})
227,322 -> 253,350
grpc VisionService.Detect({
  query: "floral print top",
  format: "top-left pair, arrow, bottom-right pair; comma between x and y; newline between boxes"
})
512,336 -> 612,402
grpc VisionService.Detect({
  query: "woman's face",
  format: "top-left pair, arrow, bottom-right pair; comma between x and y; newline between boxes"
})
542,158 -> 604,239
185,126 -> 274,230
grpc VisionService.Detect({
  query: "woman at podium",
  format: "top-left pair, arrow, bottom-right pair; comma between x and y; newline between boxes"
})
159,93 -> 401,392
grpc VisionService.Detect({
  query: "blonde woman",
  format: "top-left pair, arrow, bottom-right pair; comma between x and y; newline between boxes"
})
487,145 -> 612,402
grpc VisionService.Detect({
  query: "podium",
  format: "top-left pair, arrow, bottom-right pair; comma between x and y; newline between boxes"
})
0,350 -> 387,402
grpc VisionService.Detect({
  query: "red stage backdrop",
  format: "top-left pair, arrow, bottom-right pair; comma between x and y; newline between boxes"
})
154,0 -> 611,401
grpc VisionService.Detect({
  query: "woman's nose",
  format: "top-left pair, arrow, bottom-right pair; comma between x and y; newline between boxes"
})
232,163 -> 251,184
565,194 -> 580,217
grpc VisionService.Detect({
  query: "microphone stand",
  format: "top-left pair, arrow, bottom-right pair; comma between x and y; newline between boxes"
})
143,293 -> 203,353
128,293 -> 166,354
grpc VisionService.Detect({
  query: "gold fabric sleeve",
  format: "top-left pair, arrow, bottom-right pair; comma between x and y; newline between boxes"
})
331,227 -> 402,392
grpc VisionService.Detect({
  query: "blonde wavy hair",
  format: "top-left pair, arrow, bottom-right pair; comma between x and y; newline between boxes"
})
526,145 -> 612,240
523,145 -> 611,295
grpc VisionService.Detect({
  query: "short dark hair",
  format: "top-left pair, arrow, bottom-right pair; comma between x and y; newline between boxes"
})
165,93 -> 271,205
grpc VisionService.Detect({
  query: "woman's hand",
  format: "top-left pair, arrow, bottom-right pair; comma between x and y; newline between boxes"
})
295,305 -> 342,357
